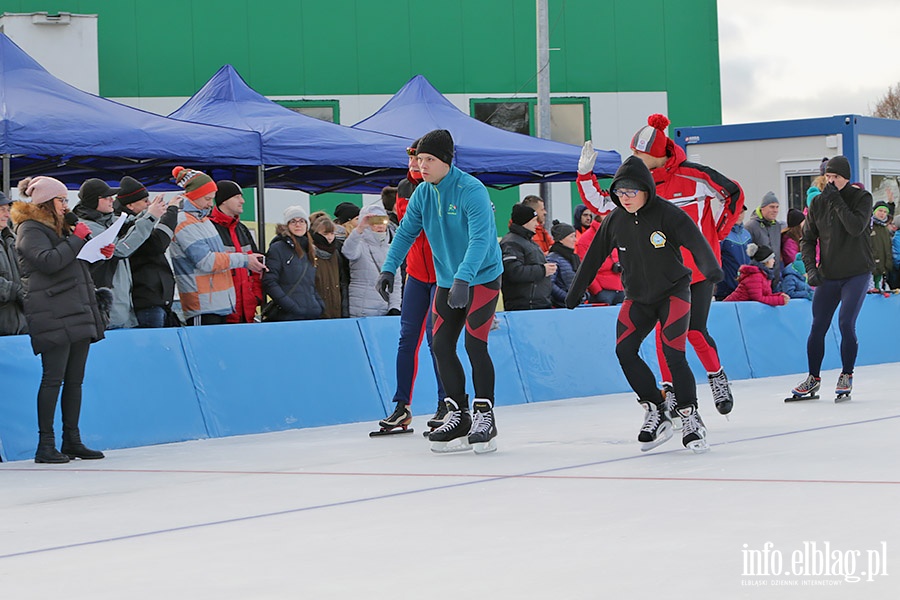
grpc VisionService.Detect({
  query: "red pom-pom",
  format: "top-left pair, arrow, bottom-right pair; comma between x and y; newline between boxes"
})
172,166 -> 185,180
647,113 -> 670,131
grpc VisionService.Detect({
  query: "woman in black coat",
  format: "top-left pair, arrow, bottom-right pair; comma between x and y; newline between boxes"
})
262,206 -> 325,321
12,176 -> 114,463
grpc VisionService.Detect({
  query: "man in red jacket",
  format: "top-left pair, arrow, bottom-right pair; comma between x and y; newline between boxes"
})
210,180 -> 264,324
373,139 -> 446,435
577,114 -> 744,419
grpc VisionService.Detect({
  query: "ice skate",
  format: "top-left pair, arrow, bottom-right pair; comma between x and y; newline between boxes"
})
638,400 -> 673,452
785,374 -> 821,402
660,384 -> 681,430
468,398 -> 498,454
422,399 -> 449,437
370,403 -> 414,437
679,405 -> 709,454
835,372 -> 852,403
428,398 -> 472,453
708,368 -> 734,416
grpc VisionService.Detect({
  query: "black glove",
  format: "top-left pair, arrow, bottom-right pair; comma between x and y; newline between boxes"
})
447,278 -> 469,309
807,268 -> 822,287
375,272 -> 394,303
387,308 -> 401,316
611,262 -> 623,274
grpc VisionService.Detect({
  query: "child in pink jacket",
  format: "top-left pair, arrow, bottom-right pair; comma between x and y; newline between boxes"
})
724,243 -> 790,306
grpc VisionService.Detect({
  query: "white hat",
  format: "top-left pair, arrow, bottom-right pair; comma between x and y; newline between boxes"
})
283,205 -> 309,223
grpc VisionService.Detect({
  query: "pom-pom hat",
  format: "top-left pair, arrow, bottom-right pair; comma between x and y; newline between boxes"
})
172,166 -> 217,201
630,114 -> 671,158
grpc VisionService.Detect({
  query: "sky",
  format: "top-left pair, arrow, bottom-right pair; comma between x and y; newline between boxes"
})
717,0 -> 900,124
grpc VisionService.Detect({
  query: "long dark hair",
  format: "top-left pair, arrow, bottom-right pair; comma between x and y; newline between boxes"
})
275,222 -> 316,265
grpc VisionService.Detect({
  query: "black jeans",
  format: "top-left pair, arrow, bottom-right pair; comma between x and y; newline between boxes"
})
37,339 -> 91,436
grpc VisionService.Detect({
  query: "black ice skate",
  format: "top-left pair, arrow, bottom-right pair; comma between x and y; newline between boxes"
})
638,400 -> 673,452
661,383 -> 681,430
428,398 -> 472,453
708,368 -> 734,416
785,374 -> 821,402
422,399 -> 450,437
835,372 -> 852,403
679,405 -> 709,454
370,403 -> 414,437
468,398 -> 498,454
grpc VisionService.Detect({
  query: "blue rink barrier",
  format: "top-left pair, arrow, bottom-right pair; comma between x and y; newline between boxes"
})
0,294 -> 897,461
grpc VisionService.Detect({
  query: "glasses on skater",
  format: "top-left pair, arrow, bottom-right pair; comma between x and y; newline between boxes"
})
614,188 -> 640,198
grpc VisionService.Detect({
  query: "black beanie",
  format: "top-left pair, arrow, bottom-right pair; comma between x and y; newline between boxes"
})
746,242 -> 775,263
214,180 -> 243,206
550,220 -> 577,241
787,208 -> 805,228
117,176 -> 149,205
511,203 -> 537,226
825,156 -> 851,180
416,129 -> 454,165
334,201 -> 361,224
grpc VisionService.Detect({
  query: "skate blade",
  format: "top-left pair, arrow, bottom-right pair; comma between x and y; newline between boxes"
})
430,439 -> 472,453
686,439 -> 710,454
784,394 -> 820,403
369,427 -> 414,437
640,423 -> 674,452
471,439 -> 498,454
835,394 -> 851,403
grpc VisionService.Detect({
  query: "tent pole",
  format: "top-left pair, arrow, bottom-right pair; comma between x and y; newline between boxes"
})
256,165 -> 267,252
2,154 -> 10,198
536,0 -> 553,222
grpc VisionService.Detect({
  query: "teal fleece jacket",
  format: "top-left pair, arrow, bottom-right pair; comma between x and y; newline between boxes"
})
381,165 -> 503,287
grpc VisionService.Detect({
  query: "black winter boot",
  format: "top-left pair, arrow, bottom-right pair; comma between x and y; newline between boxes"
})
35,432 -> 70,464
61,428 -> 105,460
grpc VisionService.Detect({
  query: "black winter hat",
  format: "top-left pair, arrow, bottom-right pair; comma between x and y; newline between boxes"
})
825,156 -> 851,180
214,180 -> 243,206
78,178 -> 120,210
416,129 -> 454,165
116,176 -> 149,205
787,208 -> 805,228
746,242 -> 775,263
550,220 -> 577,241
334,201 -> 361,224
511,203 -> 537,226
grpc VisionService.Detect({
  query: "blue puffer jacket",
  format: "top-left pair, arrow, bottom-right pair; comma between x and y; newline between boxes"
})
546,242 -> 580,308
262,234 -> 324,321
781,263 -> 813,300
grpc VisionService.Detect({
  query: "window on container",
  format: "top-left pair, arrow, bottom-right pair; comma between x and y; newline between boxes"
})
872,174 -> 900,212
786,175 -> 813,212
473,101 -> 530,136
471,98 -> 589,145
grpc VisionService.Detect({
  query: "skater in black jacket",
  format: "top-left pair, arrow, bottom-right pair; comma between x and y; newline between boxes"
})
566,156 -> 723,453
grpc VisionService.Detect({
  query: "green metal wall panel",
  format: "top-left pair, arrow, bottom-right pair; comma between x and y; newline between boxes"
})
246,0 -> 304,95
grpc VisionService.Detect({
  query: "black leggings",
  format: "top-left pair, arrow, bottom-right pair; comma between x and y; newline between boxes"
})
37,339 -> 91,435
807,272 -> 868,376
431,277 -> 500,409
616,286 -> 697,408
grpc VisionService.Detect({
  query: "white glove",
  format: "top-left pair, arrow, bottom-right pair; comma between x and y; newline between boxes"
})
578,141 -> 597,175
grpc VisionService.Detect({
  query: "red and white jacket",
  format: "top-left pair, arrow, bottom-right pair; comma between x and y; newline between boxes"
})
577,140 -> 745,284
395,171 -> 437,284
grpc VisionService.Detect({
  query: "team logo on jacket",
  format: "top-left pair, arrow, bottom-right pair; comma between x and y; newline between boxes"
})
650,231 -> 667,248
447,203 -> 458,216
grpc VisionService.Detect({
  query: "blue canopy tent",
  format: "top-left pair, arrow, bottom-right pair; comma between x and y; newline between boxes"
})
0,34 -> 262,193
168,65 -> 412,195
352,75 -> 621,187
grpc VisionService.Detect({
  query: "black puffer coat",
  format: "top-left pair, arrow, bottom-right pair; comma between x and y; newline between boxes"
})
500,223 -> 552,310
0,225 -> 27,335
12,202 -> 106,354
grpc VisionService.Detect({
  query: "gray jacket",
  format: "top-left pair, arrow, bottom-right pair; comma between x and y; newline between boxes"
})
73,205 -> 157,328
341,228 -> 401,317
745,211 -> 786,288
0,225 -> 27,335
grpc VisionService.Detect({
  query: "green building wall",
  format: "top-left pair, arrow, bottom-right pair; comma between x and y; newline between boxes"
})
1,0 -> 722,223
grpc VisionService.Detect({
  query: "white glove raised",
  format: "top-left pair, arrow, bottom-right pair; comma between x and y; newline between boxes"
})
578,140 -> 598,175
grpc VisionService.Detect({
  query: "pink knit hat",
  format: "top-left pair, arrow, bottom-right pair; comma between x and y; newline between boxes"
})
17,176 -> 68,205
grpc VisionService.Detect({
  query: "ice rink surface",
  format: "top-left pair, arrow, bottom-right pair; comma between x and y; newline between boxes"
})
1,364 -> 897,600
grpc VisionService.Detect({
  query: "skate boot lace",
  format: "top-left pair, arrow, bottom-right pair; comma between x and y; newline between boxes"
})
681,408 -> 703,436
433,410 -> 461,434
641,403 -> 662,433
471,410 -> 493,434
709,371 -> 731,406
662,388 -> 676,416
794,374 -> 820,394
